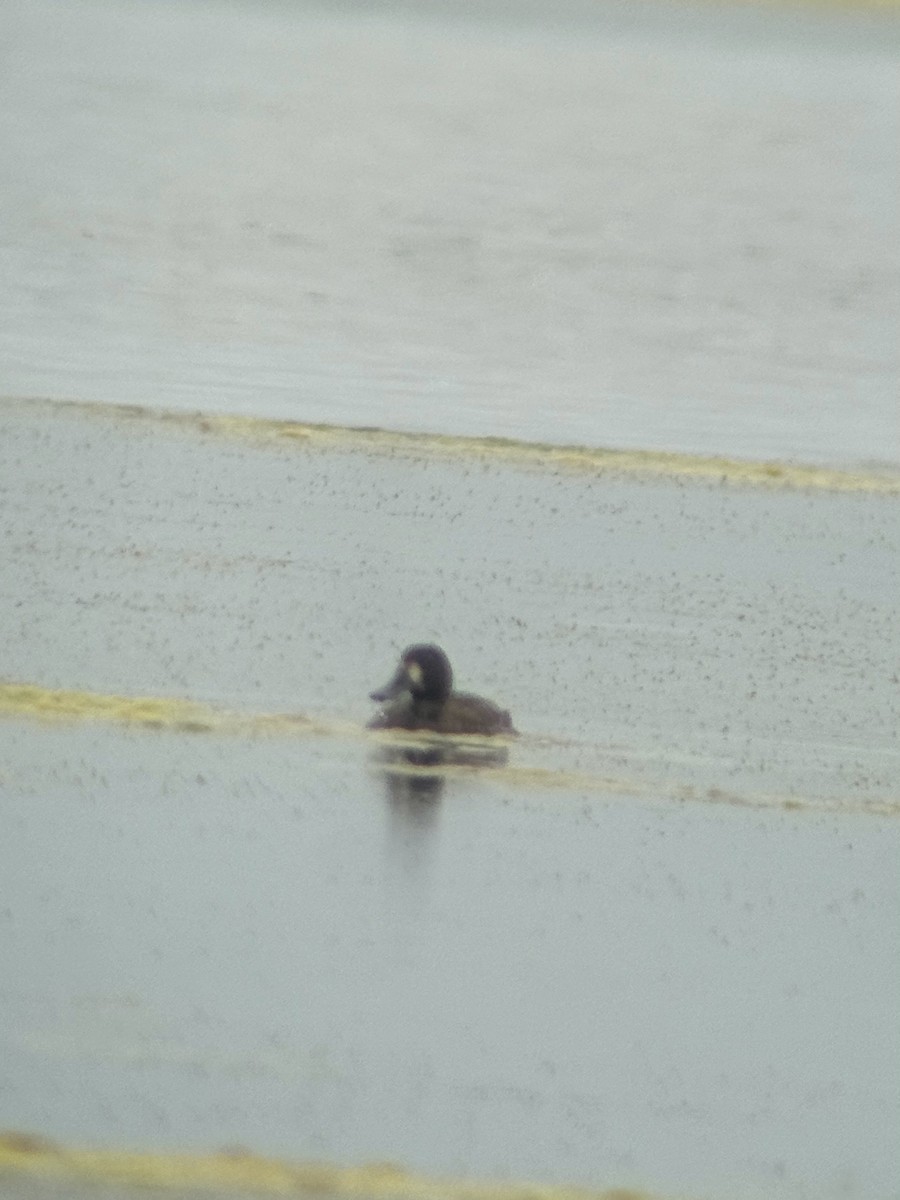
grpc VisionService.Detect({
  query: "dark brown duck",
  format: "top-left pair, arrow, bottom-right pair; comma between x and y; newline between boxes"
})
368,644 -> 515,736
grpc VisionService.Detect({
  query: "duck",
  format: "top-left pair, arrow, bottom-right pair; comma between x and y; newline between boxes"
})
368,644 -> 515,736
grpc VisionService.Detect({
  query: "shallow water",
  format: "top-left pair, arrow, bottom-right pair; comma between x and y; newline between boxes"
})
3,400 -> 898,807
2,723 -> 899,1199
1,0 -> 898,465
1,402 -> 899,1200
2,0 -> 900,1194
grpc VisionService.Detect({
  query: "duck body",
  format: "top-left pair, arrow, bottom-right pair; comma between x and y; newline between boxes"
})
368,644 -> 515,736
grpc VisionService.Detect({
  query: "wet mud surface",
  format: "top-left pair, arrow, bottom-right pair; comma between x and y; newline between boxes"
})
2,400 -> 897,808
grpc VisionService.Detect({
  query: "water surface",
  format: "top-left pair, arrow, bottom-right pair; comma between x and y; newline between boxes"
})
1,401 -> 898,1200
1,0 -> 898,465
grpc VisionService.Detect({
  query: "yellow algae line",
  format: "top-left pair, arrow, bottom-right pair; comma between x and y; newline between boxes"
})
0,681 -> 318,737
3,680 -> 898,817
0,680 -> 502,746
377,758 -> 900,818
9,395 -> 900,494
0,1132 -> 649,1200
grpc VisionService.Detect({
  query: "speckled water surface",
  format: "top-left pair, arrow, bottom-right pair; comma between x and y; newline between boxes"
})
2,400 -> 899,805
2,402 -> 899,1200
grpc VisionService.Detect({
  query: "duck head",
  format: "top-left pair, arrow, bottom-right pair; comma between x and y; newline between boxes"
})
370,644 -> 453,706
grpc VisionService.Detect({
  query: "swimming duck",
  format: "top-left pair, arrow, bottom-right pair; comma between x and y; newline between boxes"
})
368,644 -> 515,736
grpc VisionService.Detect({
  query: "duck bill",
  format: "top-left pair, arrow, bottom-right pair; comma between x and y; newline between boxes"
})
369,665 -> 409,703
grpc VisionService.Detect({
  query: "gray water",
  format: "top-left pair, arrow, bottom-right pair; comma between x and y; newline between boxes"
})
1,0 -> 898,465
2,1 -> 900,1197
3,722 -> 897,1199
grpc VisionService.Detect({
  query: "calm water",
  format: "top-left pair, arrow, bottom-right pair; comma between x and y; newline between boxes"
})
1,0 -> 899,465
2,1 -> 899,1197
3,722 -> 897,1199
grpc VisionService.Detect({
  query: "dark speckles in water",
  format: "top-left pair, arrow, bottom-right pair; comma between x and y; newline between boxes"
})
368,643 -> 515,736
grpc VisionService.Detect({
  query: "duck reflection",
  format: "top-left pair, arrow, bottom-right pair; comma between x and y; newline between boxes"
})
373,736 -> 510,804
374,737 -> 509,893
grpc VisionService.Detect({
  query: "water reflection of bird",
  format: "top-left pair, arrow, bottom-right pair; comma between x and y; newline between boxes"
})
368,643 -> 515,736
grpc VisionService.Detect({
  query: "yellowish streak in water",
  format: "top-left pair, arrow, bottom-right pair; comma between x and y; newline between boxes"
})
0,1132 -> 649,1200
2,681 -> 897,818
9,396 -> 900,494
0,681 -> 314,736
